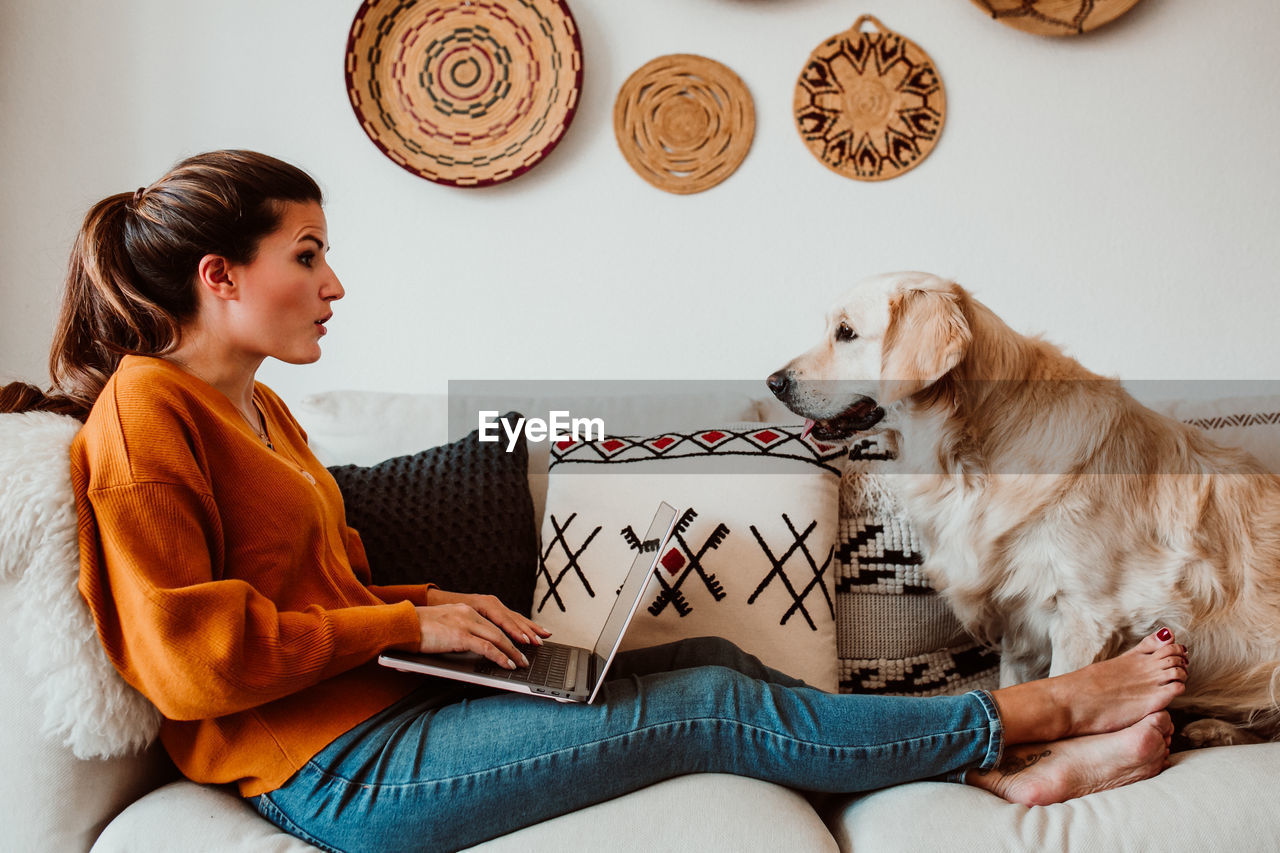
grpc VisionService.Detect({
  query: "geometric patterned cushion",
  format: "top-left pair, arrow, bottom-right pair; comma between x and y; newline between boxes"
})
835,434 -> 1000,696
328,412 -> 539,615
1159,392 -> 1280,473
532,422 -> 847,691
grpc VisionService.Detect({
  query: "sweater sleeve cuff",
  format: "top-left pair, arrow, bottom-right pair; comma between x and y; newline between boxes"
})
324,600 -> 421,670
367,583 -> 436,607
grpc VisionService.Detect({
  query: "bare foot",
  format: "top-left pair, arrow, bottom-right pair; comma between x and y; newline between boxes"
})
967,712 -> 1174,806
993,629 -> 1188,744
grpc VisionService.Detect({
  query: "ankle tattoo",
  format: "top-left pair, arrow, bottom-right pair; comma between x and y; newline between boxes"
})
975,749 -> 1052,778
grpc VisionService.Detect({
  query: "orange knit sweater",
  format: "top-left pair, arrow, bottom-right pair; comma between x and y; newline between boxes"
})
72,355 -> 430,797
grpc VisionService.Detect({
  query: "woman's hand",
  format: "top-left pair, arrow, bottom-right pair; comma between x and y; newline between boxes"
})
410,590 -> 552,671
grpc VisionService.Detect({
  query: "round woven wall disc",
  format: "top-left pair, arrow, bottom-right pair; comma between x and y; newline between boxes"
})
345,0 -> 583,188
969,0 -> 1143,36
794,15 -> 946,182
614,54 -> 755,195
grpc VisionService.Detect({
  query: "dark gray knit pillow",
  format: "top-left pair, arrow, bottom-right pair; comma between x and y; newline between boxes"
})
328,412 -> 537,615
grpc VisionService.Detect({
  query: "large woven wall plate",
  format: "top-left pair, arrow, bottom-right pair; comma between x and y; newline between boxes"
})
345,0 -> 584,188
614,54 -> 755,195
969,0 -> 1144,36
794,15 -> 946,182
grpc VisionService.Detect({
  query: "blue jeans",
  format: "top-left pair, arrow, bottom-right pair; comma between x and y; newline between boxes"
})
252,637 -> 1003,853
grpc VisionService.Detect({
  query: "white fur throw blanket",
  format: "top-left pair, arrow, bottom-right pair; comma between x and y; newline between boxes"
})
0,411 -> 161,758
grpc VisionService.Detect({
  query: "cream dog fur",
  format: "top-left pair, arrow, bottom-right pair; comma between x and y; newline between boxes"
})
768,271 -> 1280,745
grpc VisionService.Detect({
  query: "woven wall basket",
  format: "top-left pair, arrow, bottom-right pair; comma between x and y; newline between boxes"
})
969,0 -> 1144,36
345,0 -> 584,188
614,54 -> 755,195
794,15 -> 946,182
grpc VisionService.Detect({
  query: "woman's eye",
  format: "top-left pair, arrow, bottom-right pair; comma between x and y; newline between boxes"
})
298,252 -> 314,268
835,322 -> 858,342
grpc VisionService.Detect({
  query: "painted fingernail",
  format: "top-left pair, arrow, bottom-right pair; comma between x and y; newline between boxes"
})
1157,628 -> 1172,642
506,658 -> 516,670
520,653 -> 529,667
522,634 -> 530,644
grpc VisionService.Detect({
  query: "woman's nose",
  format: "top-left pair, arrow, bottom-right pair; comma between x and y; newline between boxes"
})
323,268 -> 345,302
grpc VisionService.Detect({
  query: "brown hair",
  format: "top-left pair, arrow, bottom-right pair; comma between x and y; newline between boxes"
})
0,150 -> 322,420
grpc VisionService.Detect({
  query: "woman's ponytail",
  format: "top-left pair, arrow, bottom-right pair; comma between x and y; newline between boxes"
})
1,150 -> 322,421
48,192 -> 185,416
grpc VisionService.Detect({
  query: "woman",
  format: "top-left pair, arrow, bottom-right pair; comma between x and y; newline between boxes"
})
2,151 -> 1189,853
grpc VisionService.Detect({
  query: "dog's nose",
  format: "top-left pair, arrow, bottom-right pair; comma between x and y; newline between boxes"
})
767,371 -> 790,398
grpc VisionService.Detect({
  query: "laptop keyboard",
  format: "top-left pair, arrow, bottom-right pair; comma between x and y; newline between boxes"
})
475,641 -> 573,688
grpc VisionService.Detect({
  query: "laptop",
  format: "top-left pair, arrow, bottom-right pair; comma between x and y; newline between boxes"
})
378,501 -> 678,704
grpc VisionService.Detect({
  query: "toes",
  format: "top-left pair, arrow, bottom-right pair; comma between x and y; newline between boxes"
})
1135,628 -> 1175,654
1158,655 -> 1188,673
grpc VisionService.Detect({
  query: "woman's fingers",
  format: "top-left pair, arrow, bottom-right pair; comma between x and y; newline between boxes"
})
465,609 -> 528,668
469,596 -> 552,646
416,604 -> 528,669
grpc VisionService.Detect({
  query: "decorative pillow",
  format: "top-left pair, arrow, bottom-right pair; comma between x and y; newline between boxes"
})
836,434 -> 1000,697
532,423 -> 846,691
0,411 -> 162,758
1155,392 -> 1280,473
328,412 -> 539,615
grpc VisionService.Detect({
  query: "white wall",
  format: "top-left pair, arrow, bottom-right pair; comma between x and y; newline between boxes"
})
3,0 -> 1279,407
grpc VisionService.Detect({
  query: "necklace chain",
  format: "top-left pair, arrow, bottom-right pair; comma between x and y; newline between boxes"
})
165,355 -> 274,451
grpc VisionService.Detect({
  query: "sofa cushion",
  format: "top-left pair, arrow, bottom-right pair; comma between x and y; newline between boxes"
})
93,774 -> 837,853
835,434 -> 1000,696
1155,392 -> 1280,473
532,422 -> 846,691
824,742 -> 1280,852
327,413 -> 538,615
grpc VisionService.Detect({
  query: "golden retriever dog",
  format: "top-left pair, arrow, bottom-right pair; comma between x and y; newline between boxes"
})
768,271 -> 1280,746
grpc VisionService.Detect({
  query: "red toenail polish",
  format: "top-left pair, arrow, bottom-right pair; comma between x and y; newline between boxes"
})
1157,628 -> 1172,642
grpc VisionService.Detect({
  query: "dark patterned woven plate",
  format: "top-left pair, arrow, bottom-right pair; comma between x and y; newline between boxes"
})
794,15 -> 946,182
345,0 -> 584,187
969,0 -> 1144,36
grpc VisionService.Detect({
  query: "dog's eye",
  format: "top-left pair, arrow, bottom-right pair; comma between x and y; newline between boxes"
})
835,322 -> 858,342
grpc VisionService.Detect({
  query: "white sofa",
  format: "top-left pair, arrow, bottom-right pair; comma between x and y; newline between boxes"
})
4,387 -> 1280,853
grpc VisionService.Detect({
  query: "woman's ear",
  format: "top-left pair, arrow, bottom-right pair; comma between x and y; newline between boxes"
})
879,286 -> 971,404
195,254 -> 239,301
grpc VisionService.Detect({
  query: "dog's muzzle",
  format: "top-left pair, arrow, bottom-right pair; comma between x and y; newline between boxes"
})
795,397 -> 885,440
766,371 -> 885,440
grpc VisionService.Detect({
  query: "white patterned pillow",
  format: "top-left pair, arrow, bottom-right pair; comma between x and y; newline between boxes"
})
836,434 -> 1000,697
1154,393 -> 1280,473
533,423 -> 846,691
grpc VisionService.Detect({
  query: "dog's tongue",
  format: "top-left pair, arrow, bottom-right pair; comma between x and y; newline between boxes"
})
802,419 -> 816,439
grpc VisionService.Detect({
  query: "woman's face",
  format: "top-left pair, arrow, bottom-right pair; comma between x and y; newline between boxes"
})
223,200 -> 344,365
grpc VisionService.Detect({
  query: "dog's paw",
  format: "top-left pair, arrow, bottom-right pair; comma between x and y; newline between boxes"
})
1178,718 -> 1266,749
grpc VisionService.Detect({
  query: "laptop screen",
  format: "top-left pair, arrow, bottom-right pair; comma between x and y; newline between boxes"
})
589,502 -> 677,660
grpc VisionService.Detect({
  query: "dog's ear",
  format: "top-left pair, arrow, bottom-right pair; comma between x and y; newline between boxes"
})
880,285 -> 971,404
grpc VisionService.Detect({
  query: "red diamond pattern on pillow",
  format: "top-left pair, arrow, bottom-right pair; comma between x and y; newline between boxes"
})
551,425 -> 846,473
646,435 -> 681,453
